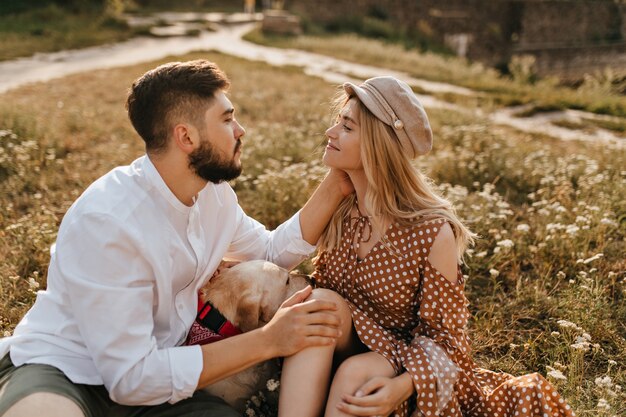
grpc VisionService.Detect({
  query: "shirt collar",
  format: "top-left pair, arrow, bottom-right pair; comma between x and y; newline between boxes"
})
141,155 -> 193,214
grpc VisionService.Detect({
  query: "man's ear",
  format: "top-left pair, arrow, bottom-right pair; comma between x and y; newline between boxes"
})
172,123 -> 197,154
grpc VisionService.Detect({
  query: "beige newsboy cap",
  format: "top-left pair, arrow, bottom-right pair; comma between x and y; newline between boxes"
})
343,76 -> 433,157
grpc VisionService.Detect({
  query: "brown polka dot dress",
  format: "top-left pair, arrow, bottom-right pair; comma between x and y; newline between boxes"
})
312,217 -> 575,417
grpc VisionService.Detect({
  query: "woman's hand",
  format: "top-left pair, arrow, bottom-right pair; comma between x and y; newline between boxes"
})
327,168 -> 354,197
336,373 -> 414,416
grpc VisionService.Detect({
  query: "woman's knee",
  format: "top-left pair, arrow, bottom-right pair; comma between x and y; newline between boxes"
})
309,289 -> 353,331
333,352 -> 395,386
307,289 -> 356,351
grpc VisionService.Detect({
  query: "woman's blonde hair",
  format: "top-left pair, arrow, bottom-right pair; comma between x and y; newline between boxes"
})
317,91 -> 475,262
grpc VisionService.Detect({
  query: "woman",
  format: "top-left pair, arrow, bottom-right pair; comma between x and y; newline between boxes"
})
278,76 -> 574,417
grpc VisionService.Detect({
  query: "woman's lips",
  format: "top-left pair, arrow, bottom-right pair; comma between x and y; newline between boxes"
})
326,142 -> 340,151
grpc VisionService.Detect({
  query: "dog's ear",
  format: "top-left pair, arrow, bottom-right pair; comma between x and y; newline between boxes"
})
235,293 -> 262,332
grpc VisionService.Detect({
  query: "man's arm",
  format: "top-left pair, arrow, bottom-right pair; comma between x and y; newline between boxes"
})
299,169 -> 353,245
224,169 -> 352,268
196,286 -> 341,387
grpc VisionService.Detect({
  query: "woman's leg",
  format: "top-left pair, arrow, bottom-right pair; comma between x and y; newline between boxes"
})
278,289 -> 360,417
324,352 -> 396,417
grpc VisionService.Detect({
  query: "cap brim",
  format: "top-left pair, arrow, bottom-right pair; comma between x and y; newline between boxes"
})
343,82 -> 391,126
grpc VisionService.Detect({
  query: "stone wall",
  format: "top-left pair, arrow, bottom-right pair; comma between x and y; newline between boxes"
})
287,0 -> 626,78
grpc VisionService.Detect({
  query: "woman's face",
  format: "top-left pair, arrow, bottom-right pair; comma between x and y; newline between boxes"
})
323,98 -> 363,172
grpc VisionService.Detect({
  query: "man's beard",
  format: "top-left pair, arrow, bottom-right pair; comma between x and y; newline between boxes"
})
188,138 -> 242,184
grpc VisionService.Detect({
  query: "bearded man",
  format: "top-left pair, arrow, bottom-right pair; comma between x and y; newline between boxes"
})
0,60 -> 349,417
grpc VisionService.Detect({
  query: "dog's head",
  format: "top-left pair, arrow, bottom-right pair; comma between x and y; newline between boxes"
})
200,260 -> 309,332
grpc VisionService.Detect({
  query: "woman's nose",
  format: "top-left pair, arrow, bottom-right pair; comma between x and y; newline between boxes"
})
325,125 -> 337,139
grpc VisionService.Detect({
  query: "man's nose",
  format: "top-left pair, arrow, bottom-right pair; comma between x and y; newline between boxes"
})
235,121 -> 246,139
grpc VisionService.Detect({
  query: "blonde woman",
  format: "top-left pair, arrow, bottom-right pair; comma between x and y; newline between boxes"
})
278,77 -> 574,417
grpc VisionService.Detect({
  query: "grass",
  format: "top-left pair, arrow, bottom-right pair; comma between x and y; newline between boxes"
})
1,50 -> 625,416
0,4 -> 142,61
0,0 -> 239,61
243,28 -> 626,119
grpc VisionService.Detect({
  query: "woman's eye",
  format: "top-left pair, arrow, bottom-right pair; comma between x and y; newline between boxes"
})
343,124 -> 352,131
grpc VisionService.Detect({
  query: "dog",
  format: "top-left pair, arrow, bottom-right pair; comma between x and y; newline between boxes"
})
198,260 -> 309,412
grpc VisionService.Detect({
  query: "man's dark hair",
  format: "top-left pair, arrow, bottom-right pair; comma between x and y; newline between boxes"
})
126,60 -> 230,153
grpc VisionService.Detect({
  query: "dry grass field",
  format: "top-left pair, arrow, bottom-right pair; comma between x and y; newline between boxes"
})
1,47 -> 624,416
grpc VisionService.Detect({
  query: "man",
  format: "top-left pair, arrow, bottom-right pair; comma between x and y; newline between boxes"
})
0,60 -> 348,417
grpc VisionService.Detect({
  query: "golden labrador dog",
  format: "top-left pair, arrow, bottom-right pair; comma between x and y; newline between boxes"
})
198,260 -> 309,412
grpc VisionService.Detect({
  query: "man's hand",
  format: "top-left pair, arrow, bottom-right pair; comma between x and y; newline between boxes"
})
262,285 -> 342,357
336,373 -> 414,416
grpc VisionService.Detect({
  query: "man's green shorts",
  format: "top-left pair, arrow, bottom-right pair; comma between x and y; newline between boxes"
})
0,354 -> 239,417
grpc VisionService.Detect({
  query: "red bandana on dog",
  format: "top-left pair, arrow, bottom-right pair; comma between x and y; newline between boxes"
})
185,295 -> 242,346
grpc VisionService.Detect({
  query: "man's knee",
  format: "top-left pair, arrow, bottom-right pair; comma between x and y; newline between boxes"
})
3,392 -> 85,417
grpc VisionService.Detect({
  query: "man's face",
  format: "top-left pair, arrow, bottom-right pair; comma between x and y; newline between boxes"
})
188,91 -> 245,184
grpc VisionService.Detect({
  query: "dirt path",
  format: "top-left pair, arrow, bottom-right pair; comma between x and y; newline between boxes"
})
0,13 -> 623,148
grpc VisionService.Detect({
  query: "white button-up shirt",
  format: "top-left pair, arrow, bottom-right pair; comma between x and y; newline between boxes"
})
0,155 -> 315,405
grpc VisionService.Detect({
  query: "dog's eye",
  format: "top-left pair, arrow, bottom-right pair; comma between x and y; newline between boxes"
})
286,276 -> 290,285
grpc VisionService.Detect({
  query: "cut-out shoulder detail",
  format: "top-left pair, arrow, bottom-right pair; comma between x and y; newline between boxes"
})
427,222 -> 458,284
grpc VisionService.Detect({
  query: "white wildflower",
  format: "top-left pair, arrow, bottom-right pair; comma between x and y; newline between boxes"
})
516,224 -> 530,233
570,342 -> 590,352
493,246 -> 501,254
575,215 -> 589,224
597,398 -> 610,410
489,269 -> 500,278
565,224 -> 580,235
266,379 -> 280,392
556,271 -> 566,279
546,223 -> 564,232
557,320 -> 582,331
546,367 -> 567,381
27,277 -> 39,290
475,251 -> 488,258
496,239 -> 514,249
245,408 -> 256,417
595,376 -> 613,389
600,218 -> 617,227
551,331 -> 560,336
608,360 -> 617,366
3,331 -> 10,337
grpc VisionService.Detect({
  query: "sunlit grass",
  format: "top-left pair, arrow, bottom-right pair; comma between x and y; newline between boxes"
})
244,28 -> 626,119
0,51 -> 624,416
0,4 -> 142,61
